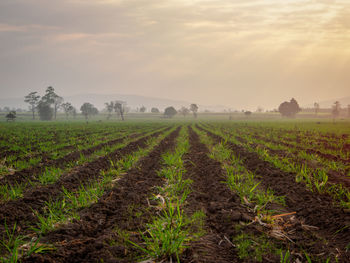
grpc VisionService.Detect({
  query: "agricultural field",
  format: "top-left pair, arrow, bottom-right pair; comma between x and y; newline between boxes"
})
0,120 -> 349,262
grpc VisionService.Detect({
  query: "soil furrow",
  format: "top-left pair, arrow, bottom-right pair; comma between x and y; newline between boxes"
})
0,128 -> 170,239
218,127 -> 350,189
250,133 -> 350,164
180,126 -> 254,263
239,135 -> 350,189
199,125 -> 350,262
22,127 -> 181,263
0,128 -> 157,186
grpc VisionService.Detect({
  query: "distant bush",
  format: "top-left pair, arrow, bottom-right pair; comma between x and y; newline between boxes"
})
190,104 -> 198,118
164,106 -> 177,118
80,102 -> 98,121
151,107 -> 160,113
6,111 -> 16,121
37,102 -> 54,121
278,98 -> 301,117
139,106 -> 146,113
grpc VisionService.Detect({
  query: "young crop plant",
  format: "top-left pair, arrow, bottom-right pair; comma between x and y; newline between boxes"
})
234,233 -> 283,262
38,167 -> 63,185
193,125 -> 294,262
9,127 -> 163,190
63,182 -> 106,210
194,126 -> 285,214
32,178 -> 112,235
0,221 -> 53,263
32,199 -> 78,235
0,222 -> 24,262
130,200 -> 205,262
203,124 -> 350,209
0,183 -> 25,202
105,126 -> 176,178
279,249 -> 291,263
128,127 -> 205,262
29,128 -> 176,240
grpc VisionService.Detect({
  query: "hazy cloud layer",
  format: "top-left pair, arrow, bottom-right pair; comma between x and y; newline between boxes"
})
1,0 -> 349,109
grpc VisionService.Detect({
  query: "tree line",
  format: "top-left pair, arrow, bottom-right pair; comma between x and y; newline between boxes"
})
8,88 -> 347,122
24,87 -> 77,121
16,87 -> 200,121
278,98 -> 350,119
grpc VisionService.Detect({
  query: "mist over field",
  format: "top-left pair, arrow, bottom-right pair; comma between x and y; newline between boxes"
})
1,2 -> 350,262
1,0 -> 350,111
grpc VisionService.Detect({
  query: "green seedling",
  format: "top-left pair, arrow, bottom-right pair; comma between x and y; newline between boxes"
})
0,222 -> 24,263
0,184 -> 25,202
38,167 -> 62,185
280,250 -> 290,263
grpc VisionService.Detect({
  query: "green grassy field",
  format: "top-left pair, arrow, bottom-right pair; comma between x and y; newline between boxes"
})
0,119 -> 349,262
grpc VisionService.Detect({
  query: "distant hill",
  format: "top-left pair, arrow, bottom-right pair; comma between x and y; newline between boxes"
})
0,93 -> 229,112
305,96 -> 350,108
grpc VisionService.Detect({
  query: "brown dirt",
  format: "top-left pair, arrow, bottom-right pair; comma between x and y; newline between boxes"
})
219,128 -> 350,189
243,136 -> 350,189
22,127 -> 180,263
252,134 -> 350,164
0,130 -> 152,186
180,126 -> 258,263
1,130 -> 135,165
200,125 -> 350,262
0,128 -> 169,241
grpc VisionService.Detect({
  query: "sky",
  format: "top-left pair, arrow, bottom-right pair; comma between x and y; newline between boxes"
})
0,0 -> 349,110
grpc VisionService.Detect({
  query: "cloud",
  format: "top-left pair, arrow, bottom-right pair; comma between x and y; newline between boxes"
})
0,0 -> 349,109
0,23 -> 60,33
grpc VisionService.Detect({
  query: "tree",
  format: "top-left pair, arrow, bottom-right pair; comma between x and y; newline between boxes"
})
61,102 -> 74,119
80,102 -> 98,121
151,107 -> 160,113
278,98 -> 301,117
105,101 -> 114,120
114,101 -> 126,121
256,106 -> 264,113
24,92 -> 40,119
6,111 -> 16,121
190,104 -> 198,118
139,106 -> 146,113
72,108 -> 77,119
37,101 -> 54,121
91,107 -> 99,116
314,102 -> 320,115
164,106 -> 177,118
53,96 -> 63,119
178,106 -> 190,117
332,101 -> 341,120
41,87 -> 63,120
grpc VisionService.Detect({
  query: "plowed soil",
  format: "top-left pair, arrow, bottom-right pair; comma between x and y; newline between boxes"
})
200,125 -> 350,262
242,135 -> 350,189
0,131 -> 146,186
180,127 -> 258,263
0,128 -> 168,240
218,128 -> 350,187
22,127 -> 180,263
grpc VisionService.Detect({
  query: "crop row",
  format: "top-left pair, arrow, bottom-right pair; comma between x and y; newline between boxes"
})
204,122 -> 349,158
0,126 -> 178,261
202,123 -> 350,204
196,124 -> 350,262
21,126 -> 181,262
0,125 -> 169,189
1,122 -> 349,262
0,123 -> 168,173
